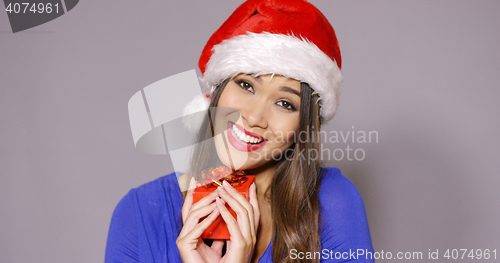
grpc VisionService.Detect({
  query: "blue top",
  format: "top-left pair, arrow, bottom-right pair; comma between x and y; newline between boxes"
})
105,167 -> 374,262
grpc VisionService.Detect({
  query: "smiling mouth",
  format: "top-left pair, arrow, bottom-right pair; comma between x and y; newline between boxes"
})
231,123 -> 264,144
227,122 -> 267,152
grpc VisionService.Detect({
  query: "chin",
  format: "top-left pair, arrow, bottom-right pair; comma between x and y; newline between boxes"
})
213,132 -> 249,171
216,143 -> 288,172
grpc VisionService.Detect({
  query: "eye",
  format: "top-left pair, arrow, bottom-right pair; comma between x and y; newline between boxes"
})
276,99 -> 297,111
235,79 -> 254,93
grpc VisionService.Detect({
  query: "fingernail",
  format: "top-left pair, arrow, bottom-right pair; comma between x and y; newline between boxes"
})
216,196 -> 225,205
223,180 -> 232,188
217,186 -> 227,194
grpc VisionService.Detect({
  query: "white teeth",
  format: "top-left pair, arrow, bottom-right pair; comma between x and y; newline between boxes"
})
231,123 -> 263,144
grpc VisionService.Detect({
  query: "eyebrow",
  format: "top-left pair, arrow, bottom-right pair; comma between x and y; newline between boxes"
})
279,86 -> 301,97
245,75 -> 300,96
249,75 -> 263,84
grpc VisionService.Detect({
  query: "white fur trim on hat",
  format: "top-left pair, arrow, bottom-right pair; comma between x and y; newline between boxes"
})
182,94 -> 211,134
202,32 -> 343,122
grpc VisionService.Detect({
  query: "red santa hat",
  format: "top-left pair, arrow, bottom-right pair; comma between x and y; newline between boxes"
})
184,0 -> 343,132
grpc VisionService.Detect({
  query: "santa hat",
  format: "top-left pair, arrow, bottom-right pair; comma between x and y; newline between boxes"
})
184,0 -> 343,133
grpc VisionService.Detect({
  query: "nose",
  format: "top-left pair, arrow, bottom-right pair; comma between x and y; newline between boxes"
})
241,99 -> 268,129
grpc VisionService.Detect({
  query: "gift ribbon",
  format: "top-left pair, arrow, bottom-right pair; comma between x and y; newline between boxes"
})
200,166 -> 249,188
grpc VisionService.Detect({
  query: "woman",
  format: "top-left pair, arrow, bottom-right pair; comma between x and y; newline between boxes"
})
106,0 -> 374,262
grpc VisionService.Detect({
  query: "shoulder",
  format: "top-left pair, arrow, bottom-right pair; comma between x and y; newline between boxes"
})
318,167 -> 367,220
132,172 -> 181,195
105,172 -> 184,262
318,167 -> 374,261
117,171 -> 184,220
107,171 -> 181,232
108,173 -> 177,222
319,167 -> 364,207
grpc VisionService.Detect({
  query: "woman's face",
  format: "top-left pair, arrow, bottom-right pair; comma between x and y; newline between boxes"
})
213,74 -> 301,171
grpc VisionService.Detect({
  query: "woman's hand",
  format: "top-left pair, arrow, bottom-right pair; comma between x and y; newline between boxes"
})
215,180 -> 260,263
176,178 -> 260,263
177,178 -> 223,263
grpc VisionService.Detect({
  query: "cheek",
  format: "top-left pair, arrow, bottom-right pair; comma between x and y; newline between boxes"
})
273,119 -> 300,147
214,88 -> 243,132
218,86 -> 242,109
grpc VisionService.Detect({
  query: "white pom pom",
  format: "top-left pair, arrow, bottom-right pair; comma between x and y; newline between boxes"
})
182,94 -> 211,134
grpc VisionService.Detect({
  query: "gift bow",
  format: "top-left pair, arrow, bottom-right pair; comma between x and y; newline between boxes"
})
200,166 -> 249,188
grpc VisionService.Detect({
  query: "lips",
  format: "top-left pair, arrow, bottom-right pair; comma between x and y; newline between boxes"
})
226,122 -> 267,152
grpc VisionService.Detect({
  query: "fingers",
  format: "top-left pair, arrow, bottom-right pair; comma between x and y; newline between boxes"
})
216,195 -> 256,262
219,183 -> 252,233
215,196 -> 245,243
178,202 -> 220,241
181,177 -> 196,223
176,205 -> 221,263
188,190 -> 218,220
222,180 -> 254,215
185,206 -> 220,241
182,181 -> 219,224
223,181 -> 257,232
248,183 -> 260,230
217,181 -> 257,243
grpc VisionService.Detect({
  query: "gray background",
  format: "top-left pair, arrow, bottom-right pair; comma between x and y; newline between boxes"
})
1,1 -> 499,262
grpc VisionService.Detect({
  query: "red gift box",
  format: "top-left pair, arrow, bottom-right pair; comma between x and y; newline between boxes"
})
192,166 -> 255,239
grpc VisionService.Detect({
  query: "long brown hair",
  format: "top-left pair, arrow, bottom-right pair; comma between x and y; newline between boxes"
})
188,79 -> 323,263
